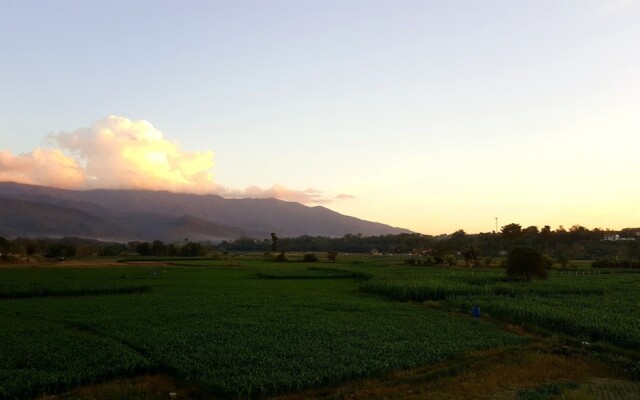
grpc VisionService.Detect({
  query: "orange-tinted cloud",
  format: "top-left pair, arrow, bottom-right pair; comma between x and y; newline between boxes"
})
224,186 -> 356,205
0,148 -> 86,188
1,115 -> 217,193
222,184 -> 337,205
48,115 -> 217,193
0,115 -> 354,205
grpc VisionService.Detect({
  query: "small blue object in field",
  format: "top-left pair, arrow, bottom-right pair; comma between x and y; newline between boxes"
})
471,306 -> 481,318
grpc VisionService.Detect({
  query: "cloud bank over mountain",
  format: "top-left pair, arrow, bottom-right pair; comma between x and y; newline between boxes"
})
0,116 -> 352,205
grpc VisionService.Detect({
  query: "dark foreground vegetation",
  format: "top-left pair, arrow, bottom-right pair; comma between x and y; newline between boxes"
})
1,254 -> 639,399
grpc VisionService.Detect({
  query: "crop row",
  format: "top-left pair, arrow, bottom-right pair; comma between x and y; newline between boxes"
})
360,269 -> 639,349
0,265 -> 522,398
360,274 -> 607,302
0,316 -> 149,399
257,266 -> 370,280
0,284 -> 151,299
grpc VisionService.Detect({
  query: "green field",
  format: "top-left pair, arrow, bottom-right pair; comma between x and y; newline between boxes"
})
1,257 -> 639,399
360,267 -> 640,349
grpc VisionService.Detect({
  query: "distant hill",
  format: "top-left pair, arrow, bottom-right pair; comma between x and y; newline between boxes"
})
0,182 -> 411,242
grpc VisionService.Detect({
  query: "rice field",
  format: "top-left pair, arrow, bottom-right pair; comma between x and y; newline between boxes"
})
1,258 -> 638,398
360,267 -> 640,349
0,261 -> 522,399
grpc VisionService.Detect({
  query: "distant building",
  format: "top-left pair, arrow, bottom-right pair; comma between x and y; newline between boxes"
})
603,233 -> 635,241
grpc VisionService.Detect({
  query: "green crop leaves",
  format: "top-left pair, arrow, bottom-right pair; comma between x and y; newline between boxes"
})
360,268 -> 640,349
0,264 -> 521,398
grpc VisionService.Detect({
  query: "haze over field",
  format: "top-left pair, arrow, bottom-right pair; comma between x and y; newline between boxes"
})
1,1 -> 639,234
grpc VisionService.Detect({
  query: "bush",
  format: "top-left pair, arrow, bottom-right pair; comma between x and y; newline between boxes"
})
404,257 -> 436,266
404,258 -> 420,265
45,243 -> 76,258
556,255 -> 569,268
302,253 -> 318,262
0,254 -> 22,263
504,246 -> 548,281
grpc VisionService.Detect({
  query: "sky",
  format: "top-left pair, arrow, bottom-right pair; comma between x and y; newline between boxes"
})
1,0 -> 639,235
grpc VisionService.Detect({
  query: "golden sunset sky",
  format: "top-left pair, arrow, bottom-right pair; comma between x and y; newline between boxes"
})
1,1 -> 639,234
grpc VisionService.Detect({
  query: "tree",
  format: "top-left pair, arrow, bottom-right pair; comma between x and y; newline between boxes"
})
327,249 -> 338,262
501,223 -> 523,251
151,240 -> 167,257
449,229 -> 470,252
181,242 -> 206,257
0,237 -> 10,255
24,241 -> 38,256
137,242 -> 152,256
504,246 -> 548,281
270,233 -> 278,253
540,225 -> 551,255
45,243 -> 76,258
445,255 -> 456,267
101,243 -> 125,256
521,226 -> 540,246
167,243 -> 180,256
501,223 -> 522,241
463,245 -> 479,268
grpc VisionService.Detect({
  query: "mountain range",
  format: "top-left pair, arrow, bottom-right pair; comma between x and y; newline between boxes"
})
0,182 -> 411,242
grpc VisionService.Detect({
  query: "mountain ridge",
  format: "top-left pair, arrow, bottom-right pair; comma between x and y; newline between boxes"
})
0,182 -> 412,241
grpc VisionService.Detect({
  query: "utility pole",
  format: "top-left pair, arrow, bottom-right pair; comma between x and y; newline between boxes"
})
495,217 -> 498,233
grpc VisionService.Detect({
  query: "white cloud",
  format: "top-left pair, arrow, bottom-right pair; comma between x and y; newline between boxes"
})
0,115 -> 354,205
222,184 -> 337,205
0,148 -> 85,188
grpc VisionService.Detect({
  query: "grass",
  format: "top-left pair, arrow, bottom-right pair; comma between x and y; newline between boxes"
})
0,261 -> 521,399
360,266 -> 640,349
1,257 -> 638,399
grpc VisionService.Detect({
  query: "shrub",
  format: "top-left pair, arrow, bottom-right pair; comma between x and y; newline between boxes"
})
302,253 -> 319,262
404,258 -> 419,265
504,246 -> 548,281
556,255 -> 569,268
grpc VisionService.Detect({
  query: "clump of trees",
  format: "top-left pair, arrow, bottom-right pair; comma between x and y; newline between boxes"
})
463,246 -> 479,267
129,240 -> 209,257
0,236 -> 217,259
504,246 -> 548,281
403,256 -> 437,266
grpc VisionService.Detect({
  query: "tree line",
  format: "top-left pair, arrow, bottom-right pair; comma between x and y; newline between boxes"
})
220,224 -> 640,261
0,223 -> 638,261
0,237 -> 214,259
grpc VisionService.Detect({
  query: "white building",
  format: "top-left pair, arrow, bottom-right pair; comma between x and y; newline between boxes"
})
603,233 -> 635,241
